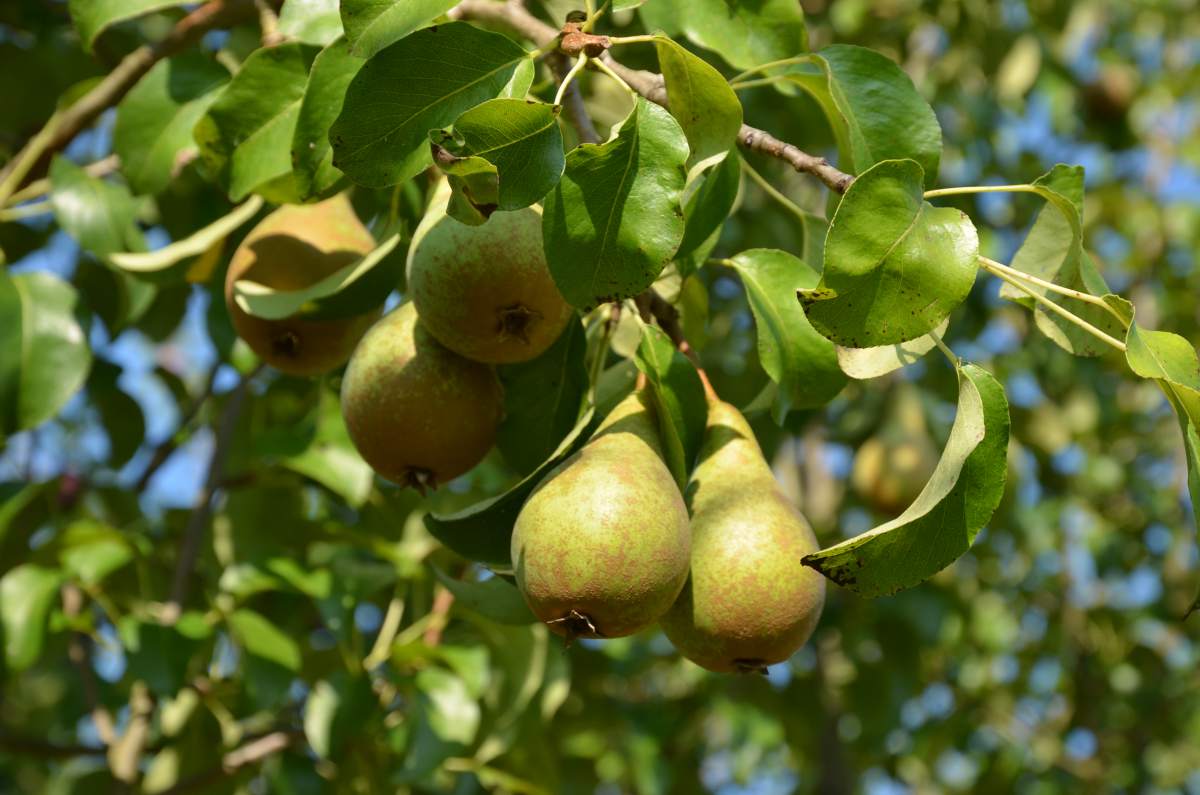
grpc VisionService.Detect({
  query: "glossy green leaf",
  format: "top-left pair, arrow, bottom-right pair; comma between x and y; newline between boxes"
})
0,564 -> 61,671
497,318 -> 588,476
799,159 -> 979,347
113,53 -> 229,195
330,23 -> 528,189
728,249 -> 846,419
194,43 -> 320,202
654,36 -> 743,173
227,609 -> 302,671
69,0 -> 186,50
340,0 -> 458,58
836,319 -> 949,379
634,324 -> 708,488
996,165 -> 1125,356
49,156 -> 144,258
109,196 -> 263,278
424,409 -> 598,569
804,363 -> 1009,596
0,271 -> 92,436
293,37 -> 364,201
675,149 -> 741,269
432,568 -> 536,625
432,98 -> 565,212
233,233 -> 399,320
639,0 -> 806,71
278,0 -> 344,45
786,45 -> 942,185
542,97 -> 689,310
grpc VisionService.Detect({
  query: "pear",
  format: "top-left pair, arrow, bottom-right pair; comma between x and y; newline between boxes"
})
511,391 -> 691,639
340,302 -> 503,490
224,194 -> 379,376
851,382 -> 938,514
406,186 -> 572,364
661,400 -> 825,673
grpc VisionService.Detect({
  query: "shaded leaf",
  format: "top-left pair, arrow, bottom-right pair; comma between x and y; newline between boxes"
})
676,149 -> 741,268
69,0 -> 187,50
87,359 -> 145,467
193,43 -> 320,202
0,271 -> 92,436
634,324 -> 708,488
293,37 -> 364,201
542,97 -> 689,310
727,249 -> 846,419
804,364 -> 1009,596
304,674 -> 375,759
799,159 -> 979,347
497,318 -> 588,476
330,23 -> 528,189
283,389 -> 374,507
432,568 -> 536,625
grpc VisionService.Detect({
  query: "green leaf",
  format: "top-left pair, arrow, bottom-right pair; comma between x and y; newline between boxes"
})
437,155 -> 500,226
634,324 -> 708,489
109,196 -> 263,279
727,249 -> 846,419
283,389 -> 374,507
654,36 -> 743,173
0,564 -> 61,671
232,233 -> 399,320
113,52 -> 229,195
227,609 -> 303,671
49,156 -> 144,258
68,0 -> 187,50
58,521 -> 134,586
804,363 -> 1009,596
836,319 -> 949,380
799,159 -> 979,347
675,149 -> 741,269
278,0 -> 344,45
996,165 -> 1125,357
424,409 -> 598,569
432,98 -> 565,212
293,37 -> 364,201
330,23 -> 529,189
418,667 -> 481,744
497,318 -> 588,476
542,97 -> 689,311
785,45 -> 942,186
1121,312 -> 1200,614
340,0 -> 459,58
193,43 -> 320,202
432,568 -> 536,625
638,0 -> 806,71
0,271 -> 92,436
87,360 -> 145,467
304,674 -> 375,759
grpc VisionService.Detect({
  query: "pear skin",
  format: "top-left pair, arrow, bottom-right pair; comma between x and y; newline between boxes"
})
340,302 -> 503,490
407,190 -> 571,364
661,400 -> 825,673
224,194 -> 379,376
511,391 -> 691,639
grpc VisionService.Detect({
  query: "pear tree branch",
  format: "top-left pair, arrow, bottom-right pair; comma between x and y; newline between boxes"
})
449,0 -> 855,193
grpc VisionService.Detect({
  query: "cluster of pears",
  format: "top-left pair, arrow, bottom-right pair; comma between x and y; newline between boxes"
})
224,187 -> 572,490
513,390 -> 827,673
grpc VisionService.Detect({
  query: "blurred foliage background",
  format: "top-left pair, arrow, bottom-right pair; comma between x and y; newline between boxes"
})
2,0 -> 1200,793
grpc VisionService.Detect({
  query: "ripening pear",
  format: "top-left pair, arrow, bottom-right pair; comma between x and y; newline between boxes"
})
851,382 -> 938,515
224,194 -> 379,376
407,186 -> 572,364
340,302 -> 503,490
511,391 -> 691,639
661,400 -> 825,673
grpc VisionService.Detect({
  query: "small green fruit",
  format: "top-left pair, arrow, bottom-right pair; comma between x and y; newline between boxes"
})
851,383 -> 938,514
661,400 -> 826,673
407,188 -> 572,364
340,302 -> 503,490
512,391 -> 691,639
224,194 -> 378,376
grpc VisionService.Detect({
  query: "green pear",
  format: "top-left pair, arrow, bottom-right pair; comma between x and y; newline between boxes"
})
511,391 -> 691,639
407,184 -> 572,364
661,400 -> 825,673
340,302 -> 503,490
851,382 -> 938,514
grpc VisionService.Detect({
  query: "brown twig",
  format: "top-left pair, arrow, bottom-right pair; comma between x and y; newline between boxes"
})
62,584 -> 117,746
449,0 -> 855,192
422,586 -> 456,647
0,0 -> 263,202
162,365 -> 262,624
